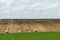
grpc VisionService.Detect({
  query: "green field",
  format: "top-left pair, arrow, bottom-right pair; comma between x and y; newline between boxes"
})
0,32 -> 60,40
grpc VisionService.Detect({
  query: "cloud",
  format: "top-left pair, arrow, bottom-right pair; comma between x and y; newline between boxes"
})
29,2 -> 44,11
43,3 -> 59,10
6,0 -> 12,6
0,0 -> 12,6
29,2 -> 59,11
10,5 -> 26,11
21,0 -> 31,3
0,0 -> 8,3
0,8 -> 9,14
19,5 -> 26,11
0,0 -> 10,14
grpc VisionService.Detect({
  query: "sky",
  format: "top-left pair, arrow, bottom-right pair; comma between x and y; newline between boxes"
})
0,0 -> 60,19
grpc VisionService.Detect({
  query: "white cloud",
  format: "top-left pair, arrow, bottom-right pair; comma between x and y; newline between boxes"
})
43,3 -> 59,10
29,2 -> 44,11
6,0 -> 12,6
10,5 -> 26,11
21,0 -> 31,3
0,0 -> 12,6
29,2 -> 59,11
0,8 -> 9,14
19,5 -> 26,11
0,0 -> 8,3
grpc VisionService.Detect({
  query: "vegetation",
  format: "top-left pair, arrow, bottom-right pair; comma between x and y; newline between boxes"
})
0,32 -> 60,40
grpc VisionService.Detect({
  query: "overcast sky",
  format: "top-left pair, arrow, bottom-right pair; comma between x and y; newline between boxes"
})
0,0 -> 60,19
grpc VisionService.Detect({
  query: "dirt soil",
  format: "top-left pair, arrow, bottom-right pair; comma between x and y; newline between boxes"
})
0,19 -> 60,33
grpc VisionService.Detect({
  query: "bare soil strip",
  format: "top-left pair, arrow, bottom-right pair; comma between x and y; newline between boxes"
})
0,19 -> 60,33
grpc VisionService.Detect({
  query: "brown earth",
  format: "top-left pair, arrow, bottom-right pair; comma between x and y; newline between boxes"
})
0,19 -> 60,33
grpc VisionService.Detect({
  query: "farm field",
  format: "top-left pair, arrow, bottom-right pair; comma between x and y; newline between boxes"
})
0,19 -> 60,33
0,32 -> 60,40
0,19 -> 60,40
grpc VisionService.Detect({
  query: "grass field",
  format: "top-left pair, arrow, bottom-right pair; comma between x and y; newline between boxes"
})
0,32 -> 60,40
